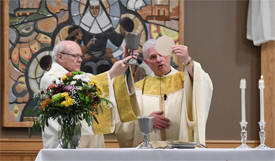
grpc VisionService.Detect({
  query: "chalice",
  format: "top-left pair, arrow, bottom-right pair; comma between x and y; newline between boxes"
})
137,116 -> 154,148
125,33 -> 141,65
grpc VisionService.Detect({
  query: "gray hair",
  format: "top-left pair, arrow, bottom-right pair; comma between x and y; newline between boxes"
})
142,39 -> 156,59
51,41 -> 66,62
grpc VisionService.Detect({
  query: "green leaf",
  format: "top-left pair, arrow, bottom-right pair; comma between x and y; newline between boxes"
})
92,115 -> 99,124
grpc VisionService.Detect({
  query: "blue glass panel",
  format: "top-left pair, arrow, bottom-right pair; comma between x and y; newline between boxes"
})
71,0 -> 80,16
108,0 -> 117,5
145,0 -> 151,5
110,16 -> 120,28
109,2 -> 120,17
120,0 -> 128,7
106,39 -> 118,52
145,23 -> 150,37
9,0 -> 19,14
9,89 -> 16,102
9,28 -> 17,45
63,0 -> 69,5
17,111 -> 22,121
47,0 -> 68,6
72,15 -> 81,25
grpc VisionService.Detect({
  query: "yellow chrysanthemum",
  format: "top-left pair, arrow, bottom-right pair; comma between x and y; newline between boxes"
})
88,81 -> 92,86
97,86 -> 103,94
67,99 -> 74,105
61,92 -> 69,97
62,75 -> 68,80
61,96 -> 74,107
92,80 -> 98,86
61,101 -> 68,107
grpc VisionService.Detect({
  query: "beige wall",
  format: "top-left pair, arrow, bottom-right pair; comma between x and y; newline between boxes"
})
185,0 -> 260,140
1,0 -> 260,140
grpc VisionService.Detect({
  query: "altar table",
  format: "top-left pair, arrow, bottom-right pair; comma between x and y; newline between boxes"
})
35,148 -> 275,161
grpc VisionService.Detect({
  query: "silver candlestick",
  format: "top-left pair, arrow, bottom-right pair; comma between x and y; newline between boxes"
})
237,121 -> 251,149
256,120 -> 269,149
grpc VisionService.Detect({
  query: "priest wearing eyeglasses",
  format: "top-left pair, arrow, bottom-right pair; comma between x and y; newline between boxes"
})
40,40 -> 135,148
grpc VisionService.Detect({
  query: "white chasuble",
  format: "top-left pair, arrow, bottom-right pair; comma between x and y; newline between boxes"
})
116,61 -> 213,147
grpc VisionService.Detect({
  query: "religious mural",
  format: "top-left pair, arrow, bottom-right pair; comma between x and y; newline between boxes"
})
7,0 -> 179,126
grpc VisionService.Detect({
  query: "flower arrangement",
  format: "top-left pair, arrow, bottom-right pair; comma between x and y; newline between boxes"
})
33,71 -> 111,148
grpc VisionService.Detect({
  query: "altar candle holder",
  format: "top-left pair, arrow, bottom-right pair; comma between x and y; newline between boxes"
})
256,120 -> 269,149
237,79 -> 250,149
256,76 -> 269,149
237,121 -> 251,149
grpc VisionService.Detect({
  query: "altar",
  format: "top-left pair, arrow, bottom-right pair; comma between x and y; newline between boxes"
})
35,148 -> 275,161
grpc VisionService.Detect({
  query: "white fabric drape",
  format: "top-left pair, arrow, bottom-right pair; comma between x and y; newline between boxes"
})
35,148 -> 275,161
247,0 -> 275,46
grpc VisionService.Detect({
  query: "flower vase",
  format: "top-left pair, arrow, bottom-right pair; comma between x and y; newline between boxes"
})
58,117 -> 81,149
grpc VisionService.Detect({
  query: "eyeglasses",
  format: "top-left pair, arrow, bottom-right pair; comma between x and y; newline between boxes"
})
60,52 -> 83,60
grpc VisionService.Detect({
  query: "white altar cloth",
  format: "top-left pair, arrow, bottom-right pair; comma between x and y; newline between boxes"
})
35,148 -> 275,161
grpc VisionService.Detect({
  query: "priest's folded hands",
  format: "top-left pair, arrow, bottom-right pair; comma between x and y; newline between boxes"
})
149,110 -> 170,130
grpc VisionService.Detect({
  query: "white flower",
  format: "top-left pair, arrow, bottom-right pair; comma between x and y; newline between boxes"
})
73,74 -> 90,83
76,86 -> 82,90
73,74 -> 81,80
55,78 -> 62,84
70,81 -> 76,85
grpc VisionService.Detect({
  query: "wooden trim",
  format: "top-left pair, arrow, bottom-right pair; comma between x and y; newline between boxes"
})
0,139 -> 41,161
1,0 -> 33,127
261,41 -> 275,147
1,0 -> 9,127
0,138 -> 43,152
177,0 -> 184,71
206,140 -> 259,148
0,138 -> 120,152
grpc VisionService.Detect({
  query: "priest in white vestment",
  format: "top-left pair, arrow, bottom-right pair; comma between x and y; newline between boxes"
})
116,39 -> 213,147
40,40 -> 133,148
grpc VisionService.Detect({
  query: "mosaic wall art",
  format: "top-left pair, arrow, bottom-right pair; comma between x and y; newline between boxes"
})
4,0 -> 180,127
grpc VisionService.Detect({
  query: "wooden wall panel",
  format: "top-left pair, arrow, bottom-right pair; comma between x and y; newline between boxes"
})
261,41 -> 275,147
206,140 -> 259,148
0,139 -> 41,161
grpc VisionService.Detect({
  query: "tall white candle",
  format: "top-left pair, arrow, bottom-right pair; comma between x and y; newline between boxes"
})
240,79 -> 246,121
259,75 -> 265,121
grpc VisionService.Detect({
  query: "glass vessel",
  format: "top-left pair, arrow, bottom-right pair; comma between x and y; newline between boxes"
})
58,117 -> 81,149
